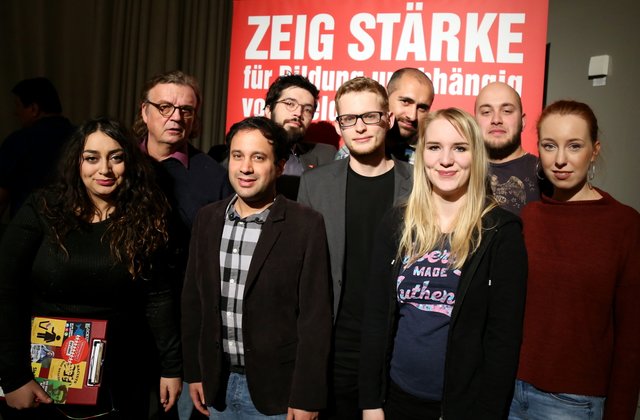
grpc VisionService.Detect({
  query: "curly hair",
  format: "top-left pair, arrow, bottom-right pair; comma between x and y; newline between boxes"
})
40,117 -> 170,278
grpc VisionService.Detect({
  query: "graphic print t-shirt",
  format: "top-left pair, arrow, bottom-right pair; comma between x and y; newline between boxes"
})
390,246 -> 461,400
489,153 -> 540,215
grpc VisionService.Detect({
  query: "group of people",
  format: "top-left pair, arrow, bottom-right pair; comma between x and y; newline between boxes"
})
0,67 -> 637,420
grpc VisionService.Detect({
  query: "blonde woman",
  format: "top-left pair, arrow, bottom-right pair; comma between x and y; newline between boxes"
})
359,108 -> 527,420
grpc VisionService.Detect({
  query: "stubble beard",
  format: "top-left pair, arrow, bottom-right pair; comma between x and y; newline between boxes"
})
485,131 -> 522,161
396,120 -> 418,143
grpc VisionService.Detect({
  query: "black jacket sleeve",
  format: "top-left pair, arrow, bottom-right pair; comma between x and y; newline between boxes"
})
144,286 -> 182,378
0,197 -> 44,392
467,218 -> 527,418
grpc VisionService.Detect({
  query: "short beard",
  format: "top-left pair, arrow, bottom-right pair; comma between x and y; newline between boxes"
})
486,132 -> 522,161
285,128 -> 304,147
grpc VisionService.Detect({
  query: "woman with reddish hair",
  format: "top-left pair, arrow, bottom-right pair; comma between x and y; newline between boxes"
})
509,100 -> 640,419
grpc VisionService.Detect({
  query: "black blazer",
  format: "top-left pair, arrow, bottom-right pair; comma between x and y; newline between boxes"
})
182,195 -> 333,415
298,158 -> 413,318
359,205 -> 527,419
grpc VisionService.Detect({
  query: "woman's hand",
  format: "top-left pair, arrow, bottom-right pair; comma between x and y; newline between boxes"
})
5,380 -> 52,409
159,376 -> 182,412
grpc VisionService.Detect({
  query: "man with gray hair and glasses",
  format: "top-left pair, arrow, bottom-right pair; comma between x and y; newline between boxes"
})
133,69 -> 231,420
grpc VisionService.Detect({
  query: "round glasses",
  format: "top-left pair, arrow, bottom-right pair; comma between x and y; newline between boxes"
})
275,98 -> 315,117
146,101 -> 195,119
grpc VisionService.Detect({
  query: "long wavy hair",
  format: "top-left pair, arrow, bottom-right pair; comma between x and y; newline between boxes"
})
398,108 -> 496,269
40,117 -> 169,278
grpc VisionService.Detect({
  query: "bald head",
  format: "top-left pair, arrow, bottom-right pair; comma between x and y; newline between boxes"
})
475,82 -> 522,112
474,82 -> 525,162
387,68 -> 434,141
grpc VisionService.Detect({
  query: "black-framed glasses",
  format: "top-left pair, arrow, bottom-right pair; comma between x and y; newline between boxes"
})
336,111 -> 385,128
145,101 -> 196,119
274,98 -> 315,117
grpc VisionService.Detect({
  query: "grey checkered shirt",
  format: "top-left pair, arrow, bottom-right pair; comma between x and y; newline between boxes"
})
219,195 -> 270,367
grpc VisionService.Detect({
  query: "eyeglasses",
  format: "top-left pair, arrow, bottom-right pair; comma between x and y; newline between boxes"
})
145,101 -> 196,119
336,111 -> 385,128
274,98 -> 315,117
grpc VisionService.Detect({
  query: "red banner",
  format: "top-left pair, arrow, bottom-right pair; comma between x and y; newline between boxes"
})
227,1 -> 548,153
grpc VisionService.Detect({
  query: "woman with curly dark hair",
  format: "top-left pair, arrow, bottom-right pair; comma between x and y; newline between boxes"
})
0,117 -> 182,419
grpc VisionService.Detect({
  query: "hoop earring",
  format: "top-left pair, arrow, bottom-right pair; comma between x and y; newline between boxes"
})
588,162 -> 596,181
535,160 -> 545,180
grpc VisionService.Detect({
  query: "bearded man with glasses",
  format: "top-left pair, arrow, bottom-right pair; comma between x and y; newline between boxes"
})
298,77 -> 413,420
133,70 -> 232,420
263,74 -> 336,199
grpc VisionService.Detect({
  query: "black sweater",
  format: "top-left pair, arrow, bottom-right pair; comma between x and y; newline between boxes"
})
0,195 -> 181,398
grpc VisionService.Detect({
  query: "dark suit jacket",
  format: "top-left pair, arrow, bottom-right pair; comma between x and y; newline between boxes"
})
297,158 -> 413,317
297,141 -> 336,169
277,141 -> 337,200
181,195 -> 333,415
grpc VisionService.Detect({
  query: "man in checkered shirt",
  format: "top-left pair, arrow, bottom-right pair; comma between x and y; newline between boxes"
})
182,116 -> 332,420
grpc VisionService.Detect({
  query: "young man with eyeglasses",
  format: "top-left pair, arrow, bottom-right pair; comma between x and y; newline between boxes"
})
335,68 -> 434,164
263,74 -> 336,199
298,77 -> 413,420
133,70 -> 232,420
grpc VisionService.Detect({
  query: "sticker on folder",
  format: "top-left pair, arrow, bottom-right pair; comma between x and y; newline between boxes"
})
48,359 -> 87,389
32,317 -> 66,346
38,379 -> 71,404
1,316 -> 108,405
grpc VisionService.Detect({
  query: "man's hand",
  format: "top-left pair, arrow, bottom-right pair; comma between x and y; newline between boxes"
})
159,377 -> 182,412
5,380 -> 52,409
286,407 -> 319,420
189,382 -> 210,416
363,408 -> 385,420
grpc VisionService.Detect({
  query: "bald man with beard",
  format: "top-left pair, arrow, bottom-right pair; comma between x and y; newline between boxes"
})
475,82 -> 541,215
384,68 -> 434,163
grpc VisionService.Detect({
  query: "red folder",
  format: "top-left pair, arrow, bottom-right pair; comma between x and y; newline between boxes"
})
1,316 -> 108,405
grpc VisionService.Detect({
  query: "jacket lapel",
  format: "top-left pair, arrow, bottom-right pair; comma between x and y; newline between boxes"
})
243,197 -> 285,296
331,160 -> 348,276
392,159 -> 413,204
206,199 -> 230,303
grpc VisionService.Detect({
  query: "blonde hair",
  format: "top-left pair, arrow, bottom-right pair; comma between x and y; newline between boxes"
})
334,76 -> 388,114
398,108 -> 496,269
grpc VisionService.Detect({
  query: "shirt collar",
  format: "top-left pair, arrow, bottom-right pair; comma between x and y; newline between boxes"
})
225,195 -> 271,224
140,138 -> 189,168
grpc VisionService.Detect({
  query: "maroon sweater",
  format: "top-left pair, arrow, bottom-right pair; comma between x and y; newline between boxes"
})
517,189 -> 640,419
